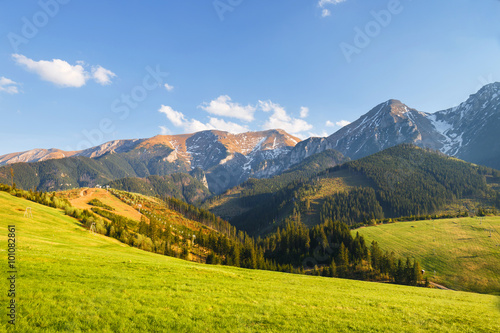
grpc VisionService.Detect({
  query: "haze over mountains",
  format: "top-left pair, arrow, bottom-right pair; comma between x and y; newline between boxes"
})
1,83 -> 499,193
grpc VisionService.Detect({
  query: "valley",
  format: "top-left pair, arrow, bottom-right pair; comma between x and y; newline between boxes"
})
207,145 -> 500,235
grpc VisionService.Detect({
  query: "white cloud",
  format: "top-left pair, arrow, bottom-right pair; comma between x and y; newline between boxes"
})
92,66 -> 116,85
13,54 -> 87,87
308,131 -> 329,138
159,126 -> 170,135
259,100 -> 313,136
336,120 -> 351,127
12,54 -> 115,87
0,77 -> 20,94
199,95 -> 256,122
164,83 -> 174,92
206,117 -> 249,133
159,105 -> 249,134
319,0 -> 345,17
326,119 -> 351,128
318,0 -> 346,7
159,105 -> 187,127
300,106 -> 309,118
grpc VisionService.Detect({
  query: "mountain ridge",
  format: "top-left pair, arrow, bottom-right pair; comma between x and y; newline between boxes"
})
0,129 -> 305,193
1,83 -> 499,193
290,82 -> 500,168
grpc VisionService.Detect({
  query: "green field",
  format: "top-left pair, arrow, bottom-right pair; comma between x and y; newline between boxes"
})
1,191 -> 500,332
355,217 -> 500,294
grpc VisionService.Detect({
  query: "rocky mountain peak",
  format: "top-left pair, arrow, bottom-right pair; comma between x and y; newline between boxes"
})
385,99 -> 412,117
475,82 -> 500,98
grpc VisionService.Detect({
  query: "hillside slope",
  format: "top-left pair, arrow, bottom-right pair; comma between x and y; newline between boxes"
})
106,173 -> 211,204
354,217 -> 500,294
1,192 -> 499,332
205,149 -> 349,231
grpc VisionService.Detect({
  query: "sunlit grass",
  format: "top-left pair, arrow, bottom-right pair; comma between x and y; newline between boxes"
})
1,192 -> 499,332
355,217 -> 500,294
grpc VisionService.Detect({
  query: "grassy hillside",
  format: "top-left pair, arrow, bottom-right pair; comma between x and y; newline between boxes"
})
354,217 -> 500,294
0,192 -> 499,332
55,187 -> 233,264
60,188 -> 143,221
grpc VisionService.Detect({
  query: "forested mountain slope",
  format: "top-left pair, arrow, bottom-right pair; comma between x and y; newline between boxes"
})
106,174 -> 211,204
208,145 -> 500,236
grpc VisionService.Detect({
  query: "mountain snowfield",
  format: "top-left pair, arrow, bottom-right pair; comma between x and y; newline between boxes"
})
1,83 -> 499,193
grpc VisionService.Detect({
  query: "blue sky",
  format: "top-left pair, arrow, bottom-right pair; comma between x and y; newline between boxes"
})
0,0 -> 499,154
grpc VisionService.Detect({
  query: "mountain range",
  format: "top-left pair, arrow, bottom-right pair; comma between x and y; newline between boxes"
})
293,82 -> 500,169
0,130 -> 302,194
1,83 -> 499,194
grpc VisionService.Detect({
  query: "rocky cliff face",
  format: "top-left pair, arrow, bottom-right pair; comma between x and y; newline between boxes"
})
430,83 -> 500,168
325,99 -> 438,160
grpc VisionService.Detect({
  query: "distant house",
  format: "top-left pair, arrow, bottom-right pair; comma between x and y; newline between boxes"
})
96,185 -> 102,189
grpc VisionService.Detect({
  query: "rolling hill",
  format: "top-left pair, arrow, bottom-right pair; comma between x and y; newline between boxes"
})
105,173 -> 211,204
1,191 -> 499,332
354,217 -> 500,295
52,186 -> 240,265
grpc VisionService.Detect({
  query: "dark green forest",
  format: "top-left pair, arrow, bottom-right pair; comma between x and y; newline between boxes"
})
209,145 -> 500,235
0,144 -> 191,192
107,174 -> 210,204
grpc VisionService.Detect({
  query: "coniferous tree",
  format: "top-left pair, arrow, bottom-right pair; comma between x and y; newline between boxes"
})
329,259 -> 337,278
404,258 -> 413,285
337,243 -> 350,277
395,259 -> 404,284
411,260 -> 423,286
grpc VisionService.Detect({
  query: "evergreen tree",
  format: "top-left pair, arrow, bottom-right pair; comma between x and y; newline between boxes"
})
329,259 -> 337,278
395,259 -> 404,284
337,243 -> 350,277
404,257 -> 413,285
411,260 -> 423,286
370,241 -> 382,272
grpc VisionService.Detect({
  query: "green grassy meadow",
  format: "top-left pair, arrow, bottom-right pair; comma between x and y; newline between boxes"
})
1,191 -> 499,332
355,217 -> 500,294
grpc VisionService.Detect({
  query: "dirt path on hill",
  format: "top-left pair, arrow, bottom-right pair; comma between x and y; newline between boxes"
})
429,282 -> 454,291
